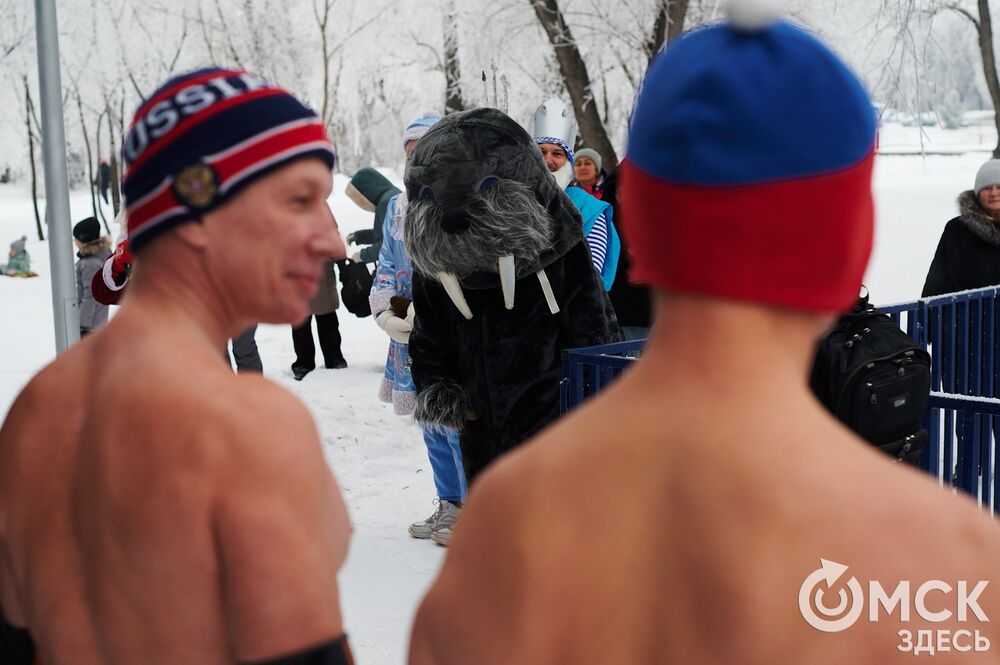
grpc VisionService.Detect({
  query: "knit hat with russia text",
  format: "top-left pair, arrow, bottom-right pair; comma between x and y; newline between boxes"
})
122,68 -> 335,253
620,10 -> 877,313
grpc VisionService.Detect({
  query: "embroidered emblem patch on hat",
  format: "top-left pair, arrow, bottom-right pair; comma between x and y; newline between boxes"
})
173,163 -> 219,210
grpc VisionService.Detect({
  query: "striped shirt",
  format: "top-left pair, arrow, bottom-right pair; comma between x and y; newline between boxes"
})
586,210 -> 610,274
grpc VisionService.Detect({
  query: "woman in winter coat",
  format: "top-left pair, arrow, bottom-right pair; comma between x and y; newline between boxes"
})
570,148 -> 608,200
72,218 -> 112,336
290,258 -> 347,380
923,159 -> 1000,297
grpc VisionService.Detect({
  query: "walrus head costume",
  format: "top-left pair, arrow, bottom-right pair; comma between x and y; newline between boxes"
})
403,107 -> 619,480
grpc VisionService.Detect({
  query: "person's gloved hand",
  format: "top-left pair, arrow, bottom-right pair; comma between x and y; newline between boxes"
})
110,240 -> 133,286
376,309 -> 413,344
346,232 -> 357,244
350,250 -> 364,263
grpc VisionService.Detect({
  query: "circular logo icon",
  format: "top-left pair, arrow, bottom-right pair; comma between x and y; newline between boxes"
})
799,559 -> 864,633
173,163 -> 219,210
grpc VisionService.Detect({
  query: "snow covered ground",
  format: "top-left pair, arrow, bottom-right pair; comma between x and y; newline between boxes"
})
0,142 -> 995,662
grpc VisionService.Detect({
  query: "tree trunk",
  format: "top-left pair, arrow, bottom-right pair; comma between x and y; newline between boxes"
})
530,0 -> 618,165
646,0 -> 689,65
443,0 -> 464,114
108,101 -> 123,217
77,92 -> 102,231
976,0 -> 1000,158
667,0 -> 689,45
94,109 -> 109,230
24,77 -> 43,242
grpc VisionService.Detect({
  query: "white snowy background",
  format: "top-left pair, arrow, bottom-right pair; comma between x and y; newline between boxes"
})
2,0 -> 1000,661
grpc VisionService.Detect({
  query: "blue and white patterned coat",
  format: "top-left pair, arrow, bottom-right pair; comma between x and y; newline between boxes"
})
369,193 -> 417,415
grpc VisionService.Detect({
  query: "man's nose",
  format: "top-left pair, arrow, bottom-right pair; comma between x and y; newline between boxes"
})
312,210 -> 348,260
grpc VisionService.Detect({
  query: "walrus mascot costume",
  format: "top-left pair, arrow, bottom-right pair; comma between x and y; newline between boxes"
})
405,107 -> 619,482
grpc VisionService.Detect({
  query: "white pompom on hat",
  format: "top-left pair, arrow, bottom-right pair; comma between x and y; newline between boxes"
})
974,159 -> 1000,195
726,0 -> 785,31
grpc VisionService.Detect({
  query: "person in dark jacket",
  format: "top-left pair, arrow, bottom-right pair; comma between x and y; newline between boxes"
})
922,159 -> 1000,297
570,148 -> 652,339
922,159 -> 1000,407
600,169 -> 652,340
72,217 -> 112,337
405,108 -> 619,483
98,159 -> 111,204
344,167 -> 401,264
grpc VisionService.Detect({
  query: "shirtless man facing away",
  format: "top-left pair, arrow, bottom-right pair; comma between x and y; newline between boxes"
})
0,68 -> 353,664
409,10 -> 1000,665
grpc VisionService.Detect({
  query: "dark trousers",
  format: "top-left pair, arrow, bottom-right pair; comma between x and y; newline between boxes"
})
230,324 -> 263,373
292,311 -> 345,370
0,609 -> 34,665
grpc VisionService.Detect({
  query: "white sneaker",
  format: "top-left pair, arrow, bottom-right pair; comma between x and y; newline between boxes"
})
408,499 -> 460,539
431,526 -> 453,547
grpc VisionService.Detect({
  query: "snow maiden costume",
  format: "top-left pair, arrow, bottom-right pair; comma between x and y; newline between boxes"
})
405,108 -> 619,481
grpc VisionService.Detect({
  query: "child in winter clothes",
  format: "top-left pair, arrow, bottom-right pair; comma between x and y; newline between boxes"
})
1,236 -> 30,276
73,218 -> 112,336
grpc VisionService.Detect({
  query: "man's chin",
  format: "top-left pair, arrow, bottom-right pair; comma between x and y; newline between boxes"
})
264,302 -> 311,326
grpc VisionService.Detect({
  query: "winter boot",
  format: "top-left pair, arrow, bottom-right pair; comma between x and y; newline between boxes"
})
408,499 -> 460,539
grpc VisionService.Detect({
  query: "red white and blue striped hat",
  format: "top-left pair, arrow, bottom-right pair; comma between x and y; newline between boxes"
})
122,68 -> 335,252
620,10 -> 877,313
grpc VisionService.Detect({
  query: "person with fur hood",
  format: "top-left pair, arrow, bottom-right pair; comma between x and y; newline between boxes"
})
405,108 -> 619,487
922,159 -> 1000,296
73,217 -> 113,337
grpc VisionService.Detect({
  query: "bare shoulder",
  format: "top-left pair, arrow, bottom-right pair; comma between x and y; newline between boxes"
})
177,372 -> 325,472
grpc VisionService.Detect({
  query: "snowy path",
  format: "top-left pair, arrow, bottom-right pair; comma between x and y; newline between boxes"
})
0,149 -> 992,662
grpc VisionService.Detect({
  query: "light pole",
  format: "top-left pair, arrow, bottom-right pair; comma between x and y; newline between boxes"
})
34,0 -> 80,353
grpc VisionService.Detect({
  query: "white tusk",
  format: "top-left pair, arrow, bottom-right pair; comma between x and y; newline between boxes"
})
498,255 -> 516,310
536,269 -> 559,314
438,272 -> 474,320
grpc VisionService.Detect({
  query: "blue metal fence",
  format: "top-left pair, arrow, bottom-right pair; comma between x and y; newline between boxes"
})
561,286 -> 1000,514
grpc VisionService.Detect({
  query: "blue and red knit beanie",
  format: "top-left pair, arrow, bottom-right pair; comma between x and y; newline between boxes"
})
621,16 -> 877,313
122,68 -> 335,253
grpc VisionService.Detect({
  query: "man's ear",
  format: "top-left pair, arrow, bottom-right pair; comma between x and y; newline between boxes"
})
173,219 -> 209,251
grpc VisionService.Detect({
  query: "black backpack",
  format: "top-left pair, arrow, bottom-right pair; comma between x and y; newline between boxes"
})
337,259 -> 373,318
809,293 -> 931,465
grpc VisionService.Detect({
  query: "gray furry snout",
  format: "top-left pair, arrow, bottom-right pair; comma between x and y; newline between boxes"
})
405,179 -> 553,278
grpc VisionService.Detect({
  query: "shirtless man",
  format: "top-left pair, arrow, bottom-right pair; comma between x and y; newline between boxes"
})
0,68 -> 352,664
409,11 -> 1000,665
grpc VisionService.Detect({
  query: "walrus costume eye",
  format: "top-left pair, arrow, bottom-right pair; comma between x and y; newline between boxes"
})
404,107 -> 619,481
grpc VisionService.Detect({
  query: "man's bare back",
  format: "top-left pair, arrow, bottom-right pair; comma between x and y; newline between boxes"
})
411,324 -> 1000,663
1,68 -> 350,663
0,303 -> 349,664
